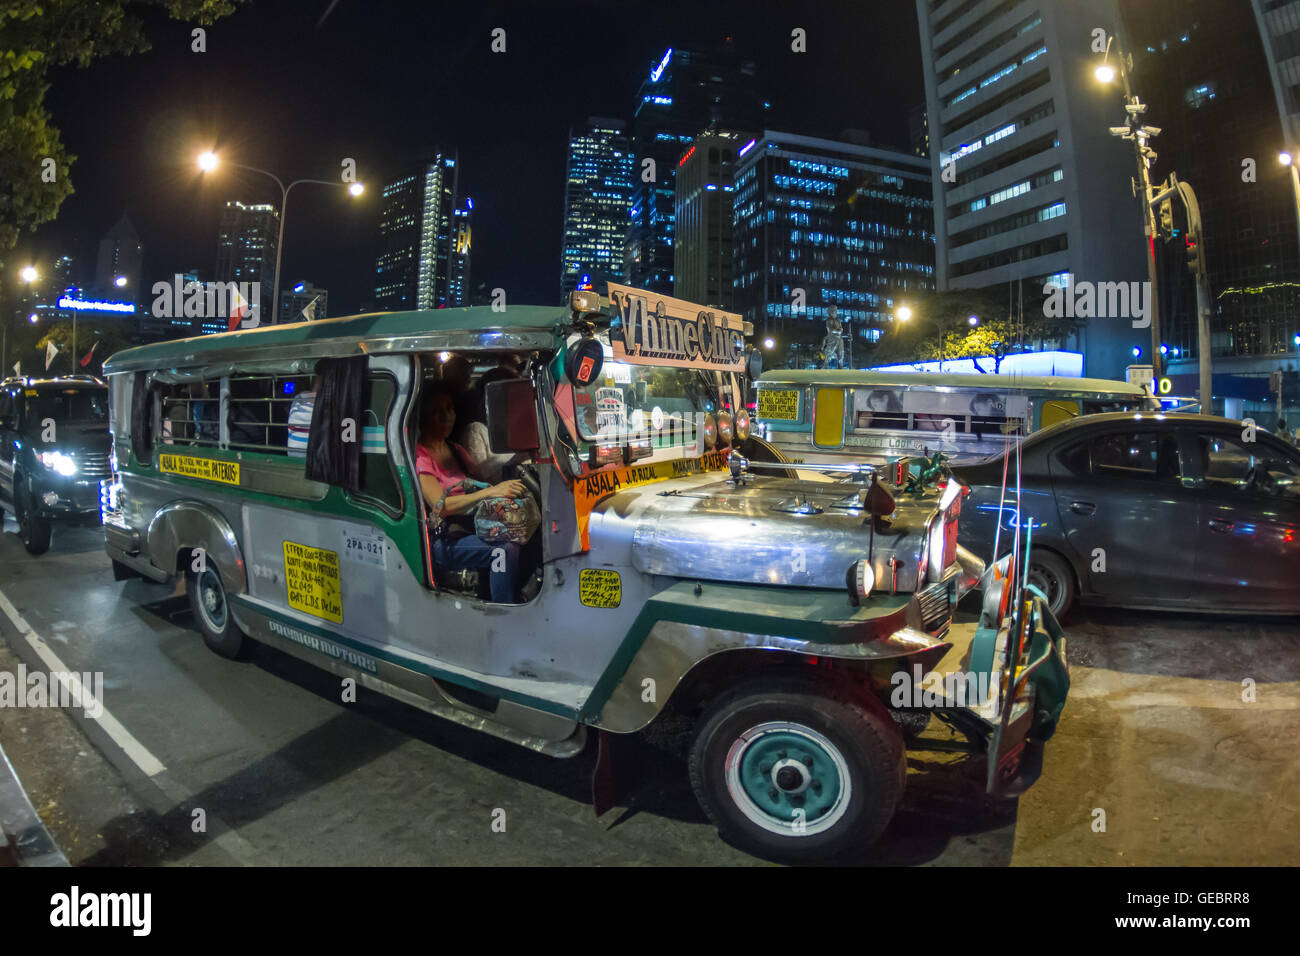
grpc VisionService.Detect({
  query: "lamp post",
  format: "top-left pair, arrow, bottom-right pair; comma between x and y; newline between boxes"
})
4,266 -> 40,373
1096,35 -> 1164,382
197,152 -> 363,326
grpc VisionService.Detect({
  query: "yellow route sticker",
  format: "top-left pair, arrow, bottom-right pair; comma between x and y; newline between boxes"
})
283,540 -> 343,623
579,569 -> 622,608
159,453 -> 240,485
757,389 -> 800,421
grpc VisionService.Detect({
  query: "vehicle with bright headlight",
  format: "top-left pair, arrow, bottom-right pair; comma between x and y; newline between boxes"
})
0,376 -> 112,554
100,284 -> 1067,861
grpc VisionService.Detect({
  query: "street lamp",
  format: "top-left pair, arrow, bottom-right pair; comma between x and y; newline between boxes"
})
968,314 -> 979,326
896,304 -> 912,322
763,337 -> 775,350
114,275 -> 127,288
197,150 -> 364,326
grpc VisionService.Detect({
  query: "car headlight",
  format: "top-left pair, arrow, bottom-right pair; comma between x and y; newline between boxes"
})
39,450 -> 77,476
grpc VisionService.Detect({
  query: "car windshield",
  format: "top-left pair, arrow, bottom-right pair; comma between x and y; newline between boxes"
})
26,387 -> 109,427
573,360 -> 718,446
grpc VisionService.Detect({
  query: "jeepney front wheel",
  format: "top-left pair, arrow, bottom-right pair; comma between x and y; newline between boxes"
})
186,566 -> 253,660
689,676 -> 905,863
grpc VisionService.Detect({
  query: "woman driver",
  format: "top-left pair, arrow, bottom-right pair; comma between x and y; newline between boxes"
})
417,382 -> 526,603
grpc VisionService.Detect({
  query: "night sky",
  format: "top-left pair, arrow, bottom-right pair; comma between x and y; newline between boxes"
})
29,0 -> 924,313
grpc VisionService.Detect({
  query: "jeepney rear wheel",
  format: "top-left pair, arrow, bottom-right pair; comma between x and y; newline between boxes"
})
689,676 -> 906,863
1026,550 -> 1074,620
186,566 -> 253,660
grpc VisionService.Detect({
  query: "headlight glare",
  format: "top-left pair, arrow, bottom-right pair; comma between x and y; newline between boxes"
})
39,450 -> 77,476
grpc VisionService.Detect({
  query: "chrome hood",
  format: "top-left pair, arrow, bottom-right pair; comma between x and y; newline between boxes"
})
594,473 -> 938,592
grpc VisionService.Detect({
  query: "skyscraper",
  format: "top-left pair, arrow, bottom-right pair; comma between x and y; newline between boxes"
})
673,126 -> 750,309
279,281 -> 329,323
561,117 -> 633,299
94,212 -> 143,297
732,131 -> 935,358
375,152 -> 467,311
627,42 -> 768,295
915,0 -> 1147,378
1255,0 -> 1300,146
214,200 -> 279,326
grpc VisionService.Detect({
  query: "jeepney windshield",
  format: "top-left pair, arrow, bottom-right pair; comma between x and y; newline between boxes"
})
573,361 -> 718,445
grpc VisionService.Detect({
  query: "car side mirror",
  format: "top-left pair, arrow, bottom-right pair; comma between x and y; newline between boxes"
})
486,378 -> 540,454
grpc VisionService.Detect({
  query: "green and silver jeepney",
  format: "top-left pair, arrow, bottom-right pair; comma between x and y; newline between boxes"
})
99,283 -> 1067,861
756,368 -> 1154,466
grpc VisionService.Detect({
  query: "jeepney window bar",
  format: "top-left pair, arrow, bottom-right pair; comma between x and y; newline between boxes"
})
156,373 -> 314,456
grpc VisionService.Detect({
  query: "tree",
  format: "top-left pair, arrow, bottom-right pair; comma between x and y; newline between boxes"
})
9,319 -> 133,377
0,1 -> 242,286
869,287 -> 1080,373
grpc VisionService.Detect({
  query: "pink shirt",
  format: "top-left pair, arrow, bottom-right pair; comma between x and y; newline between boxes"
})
416,443 -> 471,495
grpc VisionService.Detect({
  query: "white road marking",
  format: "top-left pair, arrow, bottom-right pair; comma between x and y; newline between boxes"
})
0,585 -> 167,777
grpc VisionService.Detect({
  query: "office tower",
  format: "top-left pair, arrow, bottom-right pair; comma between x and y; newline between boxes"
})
909,105 -> 930,158
1119,0 -> 1300,418
561,117 -> 633,299
279,281 -> 329,323
1255,0 -> 1300,145
214,201 -> 279,326
374,152 -> 464,311
673,127 -> 750,309
732,131 -> 935,358
94,212 -> 143,297
915,0 -> 1147,378
448,200 -> 472,309
627,41 -> 769,295
50,255 -> 76,292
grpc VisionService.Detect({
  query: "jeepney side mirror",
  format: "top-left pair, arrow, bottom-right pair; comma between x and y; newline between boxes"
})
486,378 -> 540,454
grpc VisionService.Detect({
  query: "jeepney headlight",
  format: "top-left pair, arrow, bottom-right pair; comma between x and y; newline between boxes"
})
701,413 -> 717,449
928,518 -> 947,580
591,443 -> 622,466
735,408 -> 751,440
845,559 -> 875,607
39,450 -> 77,476
716,411 -> 733,445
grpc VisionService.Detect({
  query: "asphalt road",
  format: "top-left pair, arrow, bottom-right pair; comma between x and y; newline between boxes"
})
0,518 -> 1296,866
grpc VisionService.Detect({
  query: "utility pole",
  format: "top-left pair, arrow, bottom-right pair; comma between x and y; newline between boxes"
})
1149,175 -> 1213,414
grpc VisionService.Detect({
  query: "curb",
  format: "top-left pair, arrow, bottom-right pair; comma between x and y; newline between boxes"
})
0,737 -> 69,867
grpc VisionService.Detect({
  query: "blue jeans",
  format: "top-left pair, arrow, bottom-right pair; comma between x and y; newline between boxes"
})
432,534 -> 520,603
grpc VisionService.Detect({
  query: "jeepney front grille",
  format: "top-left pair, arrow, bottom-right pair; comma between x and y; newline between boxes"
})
917,581 -> 952,636
77,451 -> 113,480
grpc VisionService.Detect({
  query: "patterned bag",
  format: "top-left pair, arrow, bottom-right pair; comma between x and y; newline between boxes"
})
474,493 -> 541,544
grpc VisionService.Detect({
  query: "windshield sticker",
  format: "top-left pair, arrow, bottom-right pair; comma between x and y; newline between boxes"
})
757,389 -> 800,421
607,282 -> 746,371
579,569 -> 622,608
575,450 -> 728,550
159,452 -> 240,485
283,540 -> 343,623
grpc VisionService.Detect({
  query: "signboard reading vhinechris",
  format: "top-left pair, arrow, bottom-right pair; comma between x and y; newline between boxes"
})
607,282 -> 746,372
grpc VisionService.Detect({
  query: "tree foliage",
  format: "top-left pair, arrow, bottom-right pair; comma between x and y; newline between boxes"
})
869,286 -> 1080,373
0,0 -> 242,288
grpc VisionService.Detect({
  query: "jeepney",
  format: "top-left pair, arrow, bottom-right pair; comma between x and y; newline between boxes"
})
100,284 -> 1068,861
756,369 -> 1155,466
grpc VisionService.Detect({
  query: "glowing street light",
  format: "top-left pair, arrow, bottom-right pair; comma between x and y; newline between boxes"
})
763,337 -> 775,349
968,314 -> 979,326
114,275 -> 128,288
197,150 -> 365,325
28,313 -> 37,323
1280,151 -> 1294,167
20,265 -> 38,284
1094,63 -> 1116,84
896,305 -> 912,322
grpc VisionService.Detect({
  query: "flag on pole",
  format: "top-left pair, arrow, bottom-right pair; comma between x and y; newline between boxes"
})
45,340 -> 59,371
228,287 -> 250,331
80,341 -> 99,368
301,294 -> 321,322
11,361 -> 20,377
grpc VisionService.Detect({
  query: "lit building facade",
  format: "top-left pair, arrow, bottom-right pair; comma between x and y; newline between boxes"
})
732,132 -> 935,357
375,152 -> 468,311
673,127 -> 750,309
915,0 -> 1148,378
214,201 -> 278,327
561,117 -> 633,299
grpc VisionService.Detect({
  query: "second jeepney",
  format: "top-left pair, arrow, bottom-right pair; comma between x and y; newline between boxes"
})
100,284 -> 1068,861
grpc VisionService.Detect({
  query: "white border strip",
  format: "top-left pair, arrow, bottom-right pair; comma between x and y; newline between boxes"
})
0,586 -> 166,777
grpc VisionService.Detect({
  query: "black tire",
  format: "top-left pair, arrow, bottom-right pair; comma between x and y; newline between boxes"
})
688,675 -> 906,863
15,482 -> 52,555
185,566 -> 253,660
1026,549 -> 1074,620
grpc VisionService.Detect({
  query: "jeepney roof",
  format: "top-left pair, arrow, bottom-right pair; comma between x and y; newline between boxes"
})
757,368 -> 1148,398
103,305 -> 574,374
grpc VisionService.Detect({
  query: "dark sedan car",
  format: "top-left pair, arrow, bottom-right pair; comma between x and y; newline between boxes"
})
951,412 -> 1300,618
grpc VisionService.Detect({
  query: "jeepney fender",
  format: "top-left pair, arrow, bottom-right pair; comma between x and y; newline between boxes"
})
146,499 -> 247,596
586,608 -> 951,734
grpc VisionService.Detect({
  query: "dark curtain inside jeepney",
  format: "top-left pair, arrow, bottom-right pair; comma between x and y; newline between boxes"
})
130,371 -> 152,465
305,355 -> 366,491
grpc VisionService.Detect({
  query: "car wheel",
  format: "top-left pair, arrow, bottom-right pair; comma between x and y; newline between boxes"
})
186,565 -> 252,660
15,481 -> 52,555
688,676 -> 905,863
1026,550 -> 1074,619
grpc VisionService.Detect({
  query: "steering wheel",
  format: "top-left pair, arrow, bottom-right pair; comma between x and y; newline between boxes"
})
1244,462 -> 1278,495
518,463 -> 542,504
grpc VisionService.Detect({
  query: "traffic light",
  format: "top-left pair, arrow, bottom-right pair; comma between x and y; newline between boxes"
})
1185,233 -> 1204,273
1159,198 -> 1174,240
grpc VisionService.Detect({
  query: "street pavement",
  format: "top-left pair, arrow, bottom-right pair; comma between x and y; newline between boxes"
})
0,518 -> 1296,866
